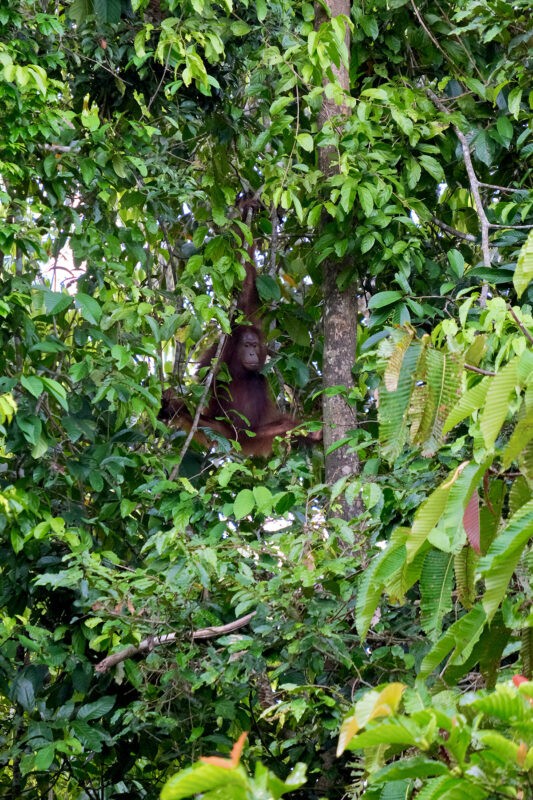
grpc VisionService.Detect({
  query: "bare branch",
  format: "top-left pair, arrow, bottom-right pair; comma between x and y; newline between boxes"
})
427,88 -> 491,303
431,217 -> 476,242
508,305 -> 533,345
94,612 -> 257,674
465,363 -> 496,376
169,324 -> 231,481
478,182 -> 528,194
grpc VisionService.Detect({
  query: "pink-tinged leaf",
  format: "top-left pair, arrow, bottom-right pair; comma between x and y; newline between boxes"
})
464,491 -> 480,553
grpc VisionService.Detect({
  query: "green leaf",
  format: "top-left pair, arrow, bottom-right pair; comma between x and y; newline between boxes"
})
356,532 -> 408,638
34,744 -> 55,771
413,776 -> 488,800
447,249 -> 465,278
371,756 -> 449,783
361,15 -> 379,39
36,288 -> 73,316
40,377 -> 69,411
379,339 -> 423,461
234,489 -> 255,520
80,158 -> 96,186
21,375 -> 44,398
252,486 -> 273,514
357,185 -> 374,216
256,275 -> 281,302
161,763 -> 248,800
413,348 -> 464,456
479,499 -> 533,621
231,20 -> 251,36
514,229 -> 533,298
443,379 -> 489,434
419,154 -> 445,183
368,291 -> 403,309
77,695 -> 116,721
420,550 -> 454,641
479,356 -> 519,449
75,292 -> 103,325
343,717 -> 418,750
70,719 -> 107,751
508,87 -> 522,119
418,605 -> 487,679
255,0 -> 267,21
296,133 -> 313,152
409,460 -> 488,562
496,116 -> 513,143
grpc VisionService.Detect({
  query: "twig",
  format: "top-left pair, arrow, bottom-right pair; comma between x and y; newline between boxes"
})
427,88 -> 491,302
410,0 -> 450,65
169,324 -> 231,481
508,305 -> 533,345
479,182 -> 527,194
94,612 -> 257,673
431,216 -> 476,242
269,203 -> 279,277
489,223 -> 533,230
465,363 -> 496,376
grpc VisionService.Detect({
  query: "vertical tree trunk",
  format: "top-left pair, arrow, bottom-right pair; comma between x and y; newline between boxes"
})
316,0 -> 361,518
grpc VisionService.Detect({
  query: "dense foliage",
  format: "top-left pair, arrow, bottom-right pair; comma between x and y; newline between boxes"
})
0,1 -> 531,798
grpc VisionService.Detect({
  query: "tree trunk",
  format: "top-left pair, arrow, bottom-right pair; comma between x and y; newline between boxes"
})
316,0 -> 361,519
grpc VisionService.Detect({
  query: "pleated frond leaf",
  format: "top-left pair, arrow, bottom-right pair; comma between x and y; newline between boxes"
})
379,338 -> 424,461
356,530 -> 409,640
406,460 -> 490,564
378,335 -> 464,460
418,604 -> 487,680
514,228 -> 533,298
415,348 -> 464,456
479,498 -> 533,621
479,356 -> 520,449
420,550 -> 454,641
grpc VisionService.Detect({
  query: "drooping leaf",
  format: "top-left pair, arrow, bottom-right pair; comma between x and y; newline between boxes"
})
479,499 -> 533,621
514,229 -> 533,298
420,550 -> 454,640
356,531 -> 408,639
418,605 -> 487,680
443,378 -> 490,434
161,762 -> 248,800
479,356 -> 519,449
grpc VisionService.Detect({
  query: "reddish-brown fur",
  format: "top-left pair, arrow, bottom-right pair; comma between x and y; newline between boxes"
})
159,258 -> 321,456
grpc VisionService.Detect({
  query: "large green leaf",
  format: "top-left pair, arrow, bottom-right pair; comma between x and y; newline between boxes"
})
356,530 -> 408,639
161,763 -> 248,800
479,356 -> 519,449
414,775 -> 488,800
413,348 -> 463,455
407,460 -> 489,563
418,605 -> 487,680
442,378 -> 489,434
420,550 -> 454,640
479,499 -> 533,620
370,756 -> 448,783
514,229 -> 533,298
379,339 -> 423,460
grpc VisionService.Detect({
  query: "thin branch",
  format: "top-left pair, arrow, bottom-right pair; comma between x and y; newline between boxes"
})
489,223 -> 533,230
269,203 -> 279,277
427,88 -> 491,302
94,612 -> 257,673
431,216 -> 476,242
465,363 -> 496,376
169,324 -> 231,481
479,182 -> 528,194
148,45 -> 171,111
508,305 -> 533,345
410,0 -> 449,64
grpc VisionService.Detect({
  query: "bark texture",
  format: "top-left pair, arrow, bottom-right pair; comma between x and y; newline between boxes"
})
316,0 -> 361,517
